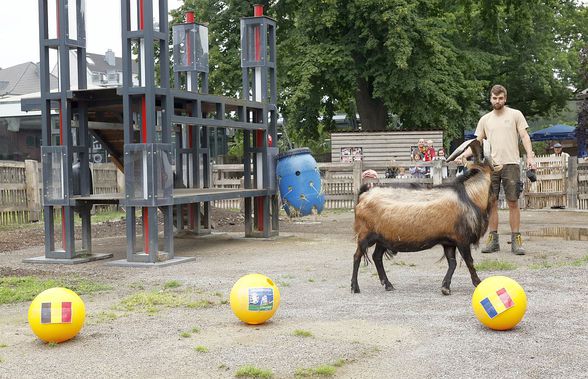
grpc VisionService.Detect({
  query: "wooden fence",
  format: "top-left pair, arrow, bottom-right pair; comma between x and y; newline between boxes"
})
317,157 -> 588,211
0,160 -> 41,224
2,156 -> 587,225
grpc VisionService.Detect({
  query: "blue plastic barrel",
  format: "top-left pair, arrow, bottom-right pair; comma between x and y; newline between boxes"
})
276,148 -> 325,217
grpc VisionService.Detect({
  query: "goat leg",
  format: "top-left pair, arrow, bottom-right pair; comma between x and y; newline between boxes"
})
457,244 -> 482,287
441,245 -> 457,295
372,243 -> 394,291
351,246 -> 363,293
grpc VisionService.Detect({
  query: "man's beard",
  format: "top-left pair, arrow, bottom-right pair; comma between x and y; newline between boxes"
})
493,103 -> 504,110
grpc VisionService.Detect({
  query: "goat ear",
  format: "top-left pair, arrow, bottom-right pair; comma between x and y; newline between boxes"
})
446,139 -> 481,162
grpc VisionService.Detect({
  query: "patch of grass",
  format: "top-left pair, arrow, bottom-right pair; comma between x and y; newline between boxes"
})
292,329 -> 313,337
129,283 -> 145,290
474,260 -> 517,272
307,278 -> 315,283
0,357 -> 3,363
194,345 -> 208,353
47,342 -> 58,347
529,261 -> 554,270
529,254 -> 588,270
213,291 -> 223,297
276,280 -> 290,288
91,210 -> 126,223
180,331 -> 191,338
164,280 -> 181,289
295,365 -> 336,377
115,291 -> 183,314
570,254 -> 588,267
235,365 -> 273,378
186,299 -> 215,309
0,344 -> 7,348
114,289 -> 217,314
295,359 -> 349,378
90,311 -> 120,324
191,327 -> 201,333
0,276 -> 111,305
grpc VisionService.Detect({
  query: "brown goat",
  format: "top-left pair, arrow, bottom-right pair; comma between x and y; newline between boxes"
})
351,140 -> 494,295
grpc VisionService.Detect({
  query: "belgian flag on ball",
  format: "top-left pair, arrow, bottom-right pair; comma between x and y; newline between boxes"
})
40,302 -> 72,324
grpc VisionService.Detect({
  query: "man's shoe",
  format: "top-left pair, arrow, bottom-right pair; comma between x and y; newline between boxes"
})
481,231 -> 500,253
511,232 -> 526,255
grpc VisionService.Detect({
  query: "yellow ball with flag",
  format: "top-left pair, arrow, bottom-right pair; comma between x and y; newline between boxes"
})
28,287 -> 86,343
230,274 -> 280,325
472,276 -> 527,331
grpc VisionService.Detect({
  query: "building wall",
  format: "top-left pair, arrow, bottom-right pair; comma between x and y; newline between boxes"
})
331,130 -> 444,166
0,125 -> 41,161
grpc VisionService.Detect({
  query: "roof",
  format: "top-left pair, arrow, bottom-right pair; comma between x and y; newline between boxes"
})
0,62 -> 57,97
85,51 -> 127,73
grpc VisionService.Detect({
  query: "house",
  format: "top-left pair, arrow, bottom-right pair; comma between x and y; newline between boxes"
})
0,51 -> 135,162
50,49 -> 138,89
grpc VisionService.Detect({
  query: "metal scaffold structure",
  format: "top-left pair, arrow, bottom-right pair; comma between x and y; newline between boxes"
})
23,0 -> 279,266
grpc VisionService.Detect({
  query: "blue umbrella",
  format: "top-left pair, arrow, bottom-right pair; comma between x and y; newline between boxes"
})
530,124 -> 576,142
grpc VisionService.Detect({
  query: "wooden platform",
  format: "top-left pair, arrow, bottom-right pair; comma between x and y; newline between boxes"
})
70,188 -> 269,206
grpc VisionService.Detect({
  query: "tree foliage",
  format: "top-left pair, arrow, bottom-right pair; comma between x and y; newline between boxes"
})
170,0 -> 588,149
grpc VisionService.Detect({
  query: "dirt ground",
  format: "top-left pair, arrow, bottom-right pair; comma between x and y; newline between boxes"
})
0,208 -> 587,378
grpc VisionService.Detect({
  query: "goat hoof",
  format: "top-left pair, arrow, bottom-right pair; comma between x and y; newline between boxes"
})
441,287 -> 451,296
384,283 -> 394,291
473,279 -> 481,287
351,285 -> 360,294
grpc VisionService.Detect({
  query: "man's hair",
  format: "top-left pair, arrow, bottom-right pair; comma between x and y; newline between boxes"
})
491,84 -> 507,97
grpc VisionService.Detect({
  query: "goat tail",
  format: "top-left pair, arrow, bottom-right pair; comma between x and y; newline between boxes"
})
384,249 -> 397,259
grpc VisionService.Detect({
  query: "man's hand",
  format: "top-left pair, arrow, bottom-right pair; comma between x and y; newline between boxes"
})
526,156 -> 536,170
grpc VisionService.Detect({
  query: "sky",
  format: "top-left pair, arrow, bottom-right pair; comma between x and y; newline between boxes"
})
0,0 -> 183,69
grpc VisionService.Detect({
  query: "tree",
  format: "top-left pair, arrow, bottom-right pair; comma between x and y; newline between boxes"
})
275,0 -> 487,142
169,0 -> 588,149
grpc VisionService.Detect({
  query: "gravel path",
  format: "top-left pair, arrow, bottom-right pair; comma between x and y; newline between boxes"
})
0,209 -> 587,378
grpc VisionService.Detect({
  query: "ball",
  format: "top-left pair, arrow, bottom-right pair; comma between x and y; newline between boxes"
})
230,274 -> 280,325
28,287 -> 86,343
472,276 -> 527,331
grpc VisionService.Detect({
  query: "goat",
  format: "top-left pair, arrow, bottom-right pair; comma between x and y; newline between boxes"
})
351,139 -> 494,295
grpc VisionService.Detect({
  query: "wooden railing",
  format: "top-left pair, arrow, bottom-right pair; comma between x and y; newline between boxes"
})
1,156 -> 587,225
0,161 -> 41,224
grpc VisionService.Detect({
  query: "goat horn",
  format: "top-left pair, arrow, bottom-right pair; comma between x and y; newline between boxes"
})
446,139 -> 482,162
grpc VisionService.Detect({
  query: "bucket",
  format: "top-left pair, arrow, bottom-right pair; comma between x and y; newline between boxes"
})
276,148 -> 325,217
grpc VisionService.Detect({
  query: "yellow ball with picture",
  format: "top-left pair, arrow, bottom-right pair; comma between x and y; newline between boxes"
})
230,274 -> 280,325
472,276 -> 527,331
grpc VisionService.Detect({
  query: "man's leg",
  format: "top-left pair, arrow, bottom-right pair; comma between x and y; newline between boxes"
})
507,200 -> 520,232
488,201 -> 499,232
481,170 -> 501,253
504,165 -> 525,255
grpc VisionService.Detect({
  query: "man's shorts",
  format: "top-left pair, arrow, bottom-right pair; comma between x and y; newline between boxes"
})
490,164 -> 521,201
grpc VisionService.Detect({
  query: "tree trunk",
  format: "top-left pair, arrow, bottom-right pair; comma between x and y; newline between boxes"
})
355,77 -> 388,131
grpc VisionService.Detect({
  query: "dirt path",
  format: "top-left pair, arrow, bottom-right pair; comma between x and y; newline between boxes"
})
0,209 -> 587,378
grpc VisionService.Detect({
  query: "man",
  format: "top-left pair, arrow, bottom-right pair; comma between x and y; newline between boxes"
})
459,84 -> 536,255
551,142 -> 570,160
